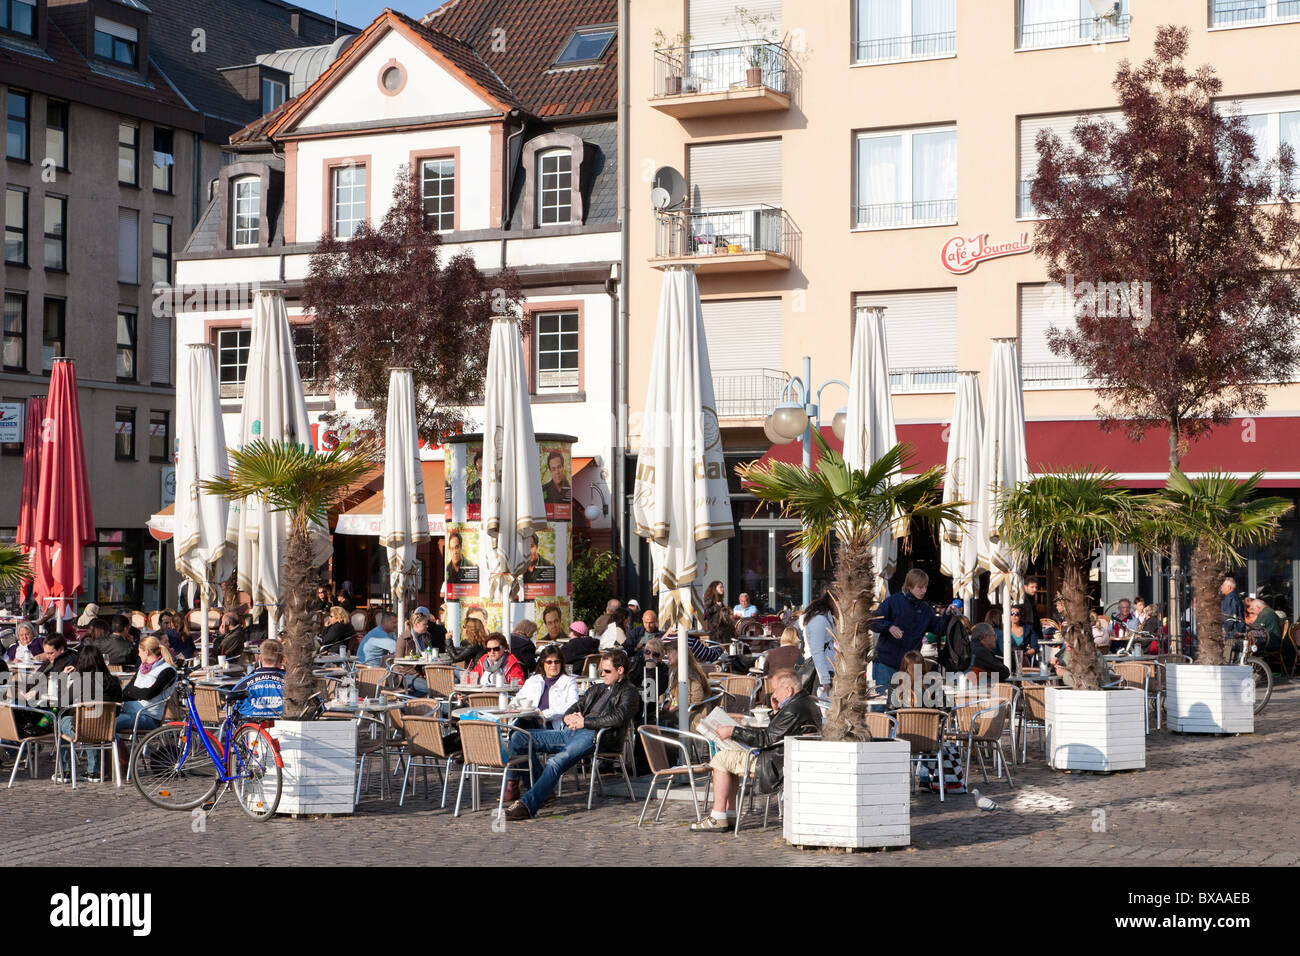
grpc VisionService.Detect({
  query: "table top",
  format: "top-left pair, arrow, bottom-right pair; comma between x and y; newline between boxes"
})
1007,672 -> 1060,683
324,697 -> 401,714
453,682 -> 519,693
451,706 -> 540,721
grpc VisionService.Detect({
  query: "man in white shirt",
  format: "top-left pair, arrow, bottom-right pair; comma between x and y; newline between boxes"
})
733,593 -> 758,619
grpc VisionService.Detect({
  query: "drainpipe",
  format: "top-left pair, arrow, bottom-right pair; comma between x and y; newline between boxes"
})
617,0 -> 631,597
606,264 -> 621,567
191,131 -> 202,229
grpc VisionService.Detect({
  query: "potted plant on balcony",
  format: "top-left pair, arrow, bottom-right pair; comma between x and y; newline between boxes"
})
729,6 -> 781,88
738,437 -> 960,849
652,29 -> 690,96
204,439 -> 376,815
1147,470 -> 1291,734
997,469 -> 1148,772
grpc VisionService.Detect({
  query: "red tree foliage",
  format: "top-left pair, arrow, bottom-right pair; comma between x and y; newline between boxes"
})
302,164 -> 524,442
1031,25 -> 1300,470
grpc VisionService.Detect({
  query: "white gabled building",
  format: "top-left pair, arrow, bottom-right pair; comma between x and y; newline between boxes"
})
173,5 -> 621,609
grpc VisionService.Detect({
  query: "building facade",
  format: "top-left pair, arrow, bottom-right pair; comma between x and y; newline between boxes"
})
625,0 -> 1300,618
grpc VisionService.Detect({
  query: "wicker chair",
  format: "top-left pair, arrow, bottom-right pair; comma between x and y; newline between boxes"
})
947,699 -> 1014,787
1019,685 -> 1048,761
193,686 -> 223,729
892,707 -> 948,801
862,712 -> 897,740
992,681 -> 1020,759
398,713 -> 461,807
718,675 -> 761,714
454,719 -> 533,818
1113,660 -> 1160,733
466,692 -> 504,709
423,664 -> 456,699
576,654 -> 604,677
636,725 -> 713,825
59,701 -> 123,788
355,665 -> 392,699
0,703 -> 57,787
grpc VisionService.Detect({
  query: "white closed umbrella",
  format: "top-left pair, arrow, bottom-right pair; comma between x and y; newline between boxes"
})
977,339 -> 1030,671
380,368 -> 427,632
235,290 -> 331,630
842,306 -> 899,600
940,371 -> 984,605
633,266 -> 734,732
174,343 -> 234,667
482,315 -> 547,604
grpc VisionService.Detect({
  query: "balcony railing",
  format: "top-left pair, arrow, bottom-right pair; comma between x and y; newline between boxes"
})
653,41 -> 788,98
1017,13 -> 1130,49
852,30 -> 956,65
854,197 -> 957,229
1211,0 -> 1300,26
889,367 -> 958,393
714,368 -> 789,419
655,205 -> 794,260
1022,361 -> 1090,387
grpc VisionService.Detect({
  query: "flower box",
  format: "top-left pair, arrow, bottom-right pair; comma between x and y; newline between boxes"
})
783,737 -> 910,849
1044,686 -> 1146,772
1165,664 -> 1254,734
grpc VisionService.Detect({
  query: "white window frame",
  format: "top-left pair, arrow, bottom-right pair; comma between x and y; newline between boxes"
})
534,310 -> 580,390
261,77 -> 286,115
536,149 -> 573,226
217,328 -> 252,386
853,124 -> 957,231
232,176 -> 260,248
420,158 -> 455,232
1209,0 -> 1300,29
331,164 -> 367,239
851,0 -> 957,67
1015,0 -> 1130,52
1228,103 -> 1300,196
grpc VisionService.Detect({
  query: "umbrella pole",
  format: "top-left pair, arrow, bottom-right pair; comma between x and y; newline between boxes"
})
1002,578 -> 1013,674
200,587 -> 211,669
678,594 -> 689,735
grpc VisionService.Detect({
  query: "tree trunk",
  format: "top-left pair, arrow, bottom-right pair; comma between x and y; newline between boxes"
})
1168,421 -> 1182,654
1191,541 -> 1226,665
824,533 -> 877,742
1060,552 -> 1102,690
222,569 -> 239,615
282,519 -> 321,718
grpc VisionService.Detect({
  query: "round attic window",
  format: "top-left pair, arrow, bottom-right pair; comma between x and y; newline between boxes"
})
379,62 -> 406,95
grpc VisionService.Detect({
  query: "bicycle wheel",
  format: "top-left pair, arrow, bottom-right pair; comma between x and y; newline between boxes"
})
1247,657 -> 1273,714
228,725 -> 282,821
132,724 -> 221,811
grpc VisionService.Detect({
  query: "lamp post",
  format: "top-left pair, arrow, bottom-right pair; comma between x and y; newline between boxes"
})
764,356 -> 847,610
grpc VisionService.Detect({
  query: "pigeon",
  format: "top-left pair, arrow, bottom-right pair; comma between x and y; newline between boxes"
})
971,788 -> 1003,811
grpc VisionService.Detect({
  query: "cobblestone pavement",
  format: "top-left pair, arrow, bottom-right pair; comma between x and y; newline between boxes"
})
6,682 -> 1299,867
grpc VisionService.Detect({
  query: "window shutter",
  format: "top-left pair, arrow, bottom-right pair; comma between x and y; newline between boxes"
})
151,310 -> 171,385
1220,92 -> 1300,117
689,139 -> 782,208
689,0 -> 781,45
95,17 -> 138,42
1018,109 -> 1123,180
117,207 -> 138,284
700,298 -> 783,373
1019,283 -> 1085,382
853,289 -> 957,374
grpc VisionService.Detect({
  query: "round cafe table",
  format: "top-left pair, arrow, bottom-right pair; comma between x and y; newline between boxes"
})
453,683 -> 519,707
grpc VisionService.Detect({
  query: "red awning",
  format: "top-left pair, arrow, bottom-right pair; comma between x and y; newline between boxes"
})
335,461 -> 447,536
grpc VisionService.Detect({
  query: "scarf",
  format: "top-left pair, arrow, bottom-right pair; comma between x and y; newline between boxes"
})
139,659 -> 156,675
538,674 -> 559,711
480,653 -> 505,676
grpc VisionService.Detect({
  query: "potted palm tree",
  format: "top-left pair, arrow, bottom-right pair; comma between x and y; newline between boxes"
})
997,469 -> 1147,771
0,545 -> 32,594
738,436 -> 960,849
1149,470 -> 1291,734
204,439 -> 375,815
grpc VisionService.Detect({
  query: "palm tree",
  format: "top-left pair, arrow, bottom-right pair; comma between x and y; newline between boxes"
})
0,545 -> 31,590
203,440 -> 375,717
737,435 -> 962,742
1147,471 -> 1292,665
997,469 -> 1142,691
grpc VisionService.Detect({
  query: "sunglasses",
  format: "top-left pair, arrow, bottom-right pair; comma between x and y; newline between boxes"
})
487,646 -> 505,653
543,658 -> 562,666
646,652 -> 662,660
600,667 -> 615,675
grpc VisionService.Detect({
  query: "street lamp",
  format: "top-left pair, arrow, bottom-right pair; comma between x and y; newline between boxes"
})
763,356 -> 847,610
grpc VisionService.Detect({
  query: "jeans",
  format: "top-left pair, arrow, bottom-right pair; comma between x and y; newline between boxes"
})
400,674 -> 429,696
58,711 -> 158,777
870,662 -> 898,713
506,727 -> 596,816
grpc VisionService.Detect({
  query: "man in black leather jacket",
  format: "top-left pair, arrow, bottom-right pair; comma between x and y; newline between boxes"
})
691,668 -> 822,831
504,648 -> 640,820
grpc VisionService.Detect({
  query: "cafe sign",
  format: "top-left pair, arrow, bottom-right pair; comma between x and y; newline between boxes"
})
941,232 -> 1033,274
0,403 -> 21,443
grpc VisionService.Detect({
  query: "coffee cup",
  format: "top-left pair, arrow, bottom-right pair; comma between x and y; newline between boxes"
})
752,707 -> 772,726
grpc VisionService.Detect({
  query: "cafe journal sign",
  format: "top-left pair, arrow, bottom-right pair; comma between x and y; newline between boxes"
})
941,232 -> 1032,274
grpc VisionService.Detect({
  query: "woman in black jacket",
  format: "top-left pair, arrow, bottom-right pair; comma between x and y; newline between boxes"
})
448,617 -> 490,668
318,606 -> 356,652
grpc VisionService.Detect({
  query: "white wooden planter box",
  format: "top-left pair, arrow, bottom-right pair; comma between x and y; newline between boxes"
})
783,737 -> 910,849
1044,687 -> 1145,772
270,719 -> 358,815
1166,664 -> 1254,734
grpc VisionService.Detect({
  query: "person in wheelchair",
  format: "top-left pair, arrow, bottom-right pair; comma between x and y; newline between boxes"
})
230,639 -> 285,720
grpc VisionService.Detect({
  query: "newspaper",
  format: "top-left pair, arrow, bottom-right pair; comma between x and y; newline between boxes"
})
697,706 -> 747,752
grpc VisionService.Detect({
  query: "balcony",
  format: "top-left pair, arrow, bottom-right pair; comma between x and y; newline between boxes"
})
1017,13 -> 1130,50
1023,362 -> 1090,388
1211,0 -> 1300,27
651,41 -> 791,118
714,368 -> 789,420
653,205 -> 795,273
851,30 -> 956,66
853,198 -> 957,230
889,367 -> 957,393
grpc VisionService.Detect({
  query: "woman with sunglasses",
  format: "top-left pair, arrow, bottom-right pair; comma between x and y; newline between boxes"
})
510,645 -> 579,730
999,605 -> 1040,666
467,632 -> 527,686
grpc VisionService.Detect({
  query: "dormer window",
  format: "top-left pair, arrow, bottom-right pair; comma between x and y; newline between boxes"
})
232,176 -> 260,248
0,0 -> 36,39
537,148 -> 572,225
95,18 -> 139,69
555,25 -> 615,65
261,77 -> 286,115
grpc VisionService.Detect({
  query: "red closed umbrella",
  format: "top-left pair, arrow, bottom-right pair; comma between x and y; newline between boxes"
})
33,359 -> 94,611
16,395 -> 52,603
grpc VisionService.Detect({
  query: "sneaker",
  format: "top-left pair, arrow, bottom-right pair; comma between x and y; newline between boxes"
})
690,815 -> 733,832
51,773 -> 69,784
504,800 -> 532,821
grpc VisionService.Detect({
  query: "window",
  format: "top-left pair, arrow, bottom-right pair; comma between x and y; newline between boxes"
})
420,157 -> 455,231
118,123 -> 138,185
6,89 -> 28,162
0,0 -> 36,39
43,195 -> 65,271
117,208 -> 138,283
1017,0 -> 1129,50
537,149 -> 572,226
331,164 -> 366,239
555,26 -> 616,64
231,176 -> 260,247
152,128 -> 174,193
1211,0 -> 1300,27
1020,283 -> 1088,387
292,324 -> 324,387
45,101 -> 68,170
1224,96 -> 1300,195
854,290 -> 958,392
261,77 -> 286,115
700,299 -> 784,417
148,410 -> 169,462
116,309 -> 136,380
218,328 -> 252,385
114,407 -> 135,461
42,298 -> 64,372
853,0 -> 956,64
2,290 -> 24,371
95,18 -> 138,68
534,311 -> 579,388
855,125 -> 957,228
151,217 -> 171,285
4,187 -> 25,265
1017,110 -> 1123,217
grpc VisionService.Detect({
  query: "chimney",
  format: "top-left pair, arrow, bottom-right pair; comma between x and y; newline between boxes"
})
290,12 -> 301,34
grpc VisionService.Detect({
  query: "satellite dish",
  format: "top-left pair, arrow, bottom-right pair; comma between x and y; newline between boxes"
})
1086,0 -> 1119,18
652,166 -> 687,210
650,187 -> 671,210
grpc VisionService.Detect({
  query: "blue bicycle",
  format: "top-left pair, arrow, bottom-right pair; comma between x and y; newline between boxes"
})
131,666 -> 283,820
